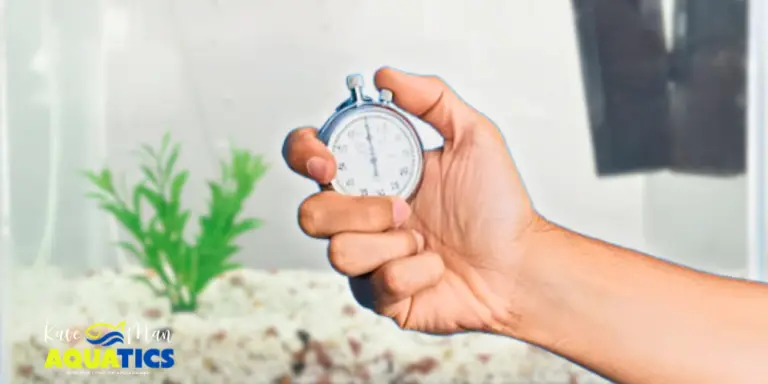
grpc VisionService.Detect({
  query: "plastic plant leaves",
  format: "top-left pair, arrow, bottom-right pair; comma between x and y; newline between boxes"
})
84,133 -> 268,312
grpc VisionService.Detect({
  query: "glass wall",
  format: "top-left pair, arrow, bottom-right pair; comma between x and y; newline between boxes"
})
1,0 -> 764,383
747,0 -> 768,281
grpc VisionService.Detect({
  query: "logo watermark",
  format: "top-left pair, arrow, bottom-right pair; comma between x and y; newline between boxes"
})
43,320 -> 175,375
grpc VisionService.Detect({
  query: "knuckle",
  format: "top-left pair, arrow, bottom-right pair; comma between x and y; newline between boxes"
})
380,265 -> 406,296
399,231 -> 418,254
359,198 -> 392,227
327,235 -> 353,274
297,198 -> 322,236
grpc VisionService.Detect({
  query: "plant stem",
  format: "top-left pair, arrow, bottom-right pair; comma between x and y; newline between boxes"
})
164,278 -> 197,313
171,295 -> 197,312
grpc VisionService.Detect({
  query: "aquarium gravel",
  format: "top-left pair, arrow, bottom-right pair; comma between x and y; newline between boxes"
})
8,267 -> 608,383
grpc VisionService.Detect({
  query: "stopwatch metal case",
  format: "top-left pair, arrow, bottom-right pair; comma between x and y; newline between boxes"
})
317,74 -> 425,200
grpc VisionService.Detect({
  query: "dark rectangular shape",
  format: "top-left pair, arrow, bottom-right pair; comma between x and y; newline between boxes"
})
572,0 -> 672,175
667,0 -> 747,175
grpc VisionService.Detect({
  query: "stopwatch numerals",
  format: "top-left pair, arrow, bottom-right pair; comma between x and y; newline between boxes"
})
399,167 -> 409,176
338,162 -> 347,171
376,189 -> 386,196
360,189 -> 369,196
345,178 -> 355,187
334,144 -> 348,153
390,181 -> 400,191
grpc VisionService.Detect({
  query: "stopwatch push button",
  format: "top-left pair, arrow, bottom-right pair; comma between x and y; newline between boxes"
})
346,74 -> 365,104
380,89 -> 393,104
346,74 -> 364,90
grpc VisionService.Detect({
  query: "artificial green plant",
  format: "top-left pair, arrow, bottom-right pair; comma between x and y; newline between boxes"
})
84,133 -> 268,312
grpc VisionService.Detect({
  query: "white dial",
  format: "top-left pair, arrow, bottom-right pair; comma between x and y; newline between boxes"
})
327,110 -> 423,198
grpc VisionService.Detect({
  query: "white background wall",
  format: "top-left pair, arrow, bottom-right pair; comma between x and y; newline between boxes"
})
1,0 -> 752,275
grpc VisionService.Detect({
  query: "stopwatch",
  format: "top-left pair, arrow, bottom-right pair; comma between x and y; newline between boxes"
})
317,74 -> 425,200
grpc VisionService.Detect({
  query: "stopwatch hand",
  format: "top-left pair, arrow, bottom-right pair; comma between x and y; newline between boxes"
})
364,118 -> 380,177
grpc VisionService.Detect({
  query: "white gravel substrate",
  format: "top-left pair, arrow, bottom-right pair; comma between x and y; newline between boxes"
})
7,267 -> 608,384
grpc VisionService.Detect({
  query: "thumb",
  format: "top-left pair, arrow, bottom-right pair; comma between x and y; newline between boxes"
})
373,67 -> 484,142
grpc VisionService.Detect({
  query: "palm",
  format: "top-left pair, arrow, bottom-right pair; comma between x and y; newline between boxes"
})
398,128 -> 535,333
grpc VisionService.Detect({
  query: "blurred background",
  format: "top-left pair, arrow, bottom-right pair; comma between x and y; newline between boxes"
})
0,0 -> 766,383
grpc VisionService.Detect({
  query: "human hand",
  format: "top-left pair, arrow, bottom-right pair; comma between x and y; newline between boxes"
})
283,67 -> 541,335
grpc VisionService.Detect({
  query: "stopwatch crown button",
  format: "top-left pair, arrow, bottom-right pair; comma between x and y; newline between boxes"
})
346,74 -> 364,90
380,89 -> 393,103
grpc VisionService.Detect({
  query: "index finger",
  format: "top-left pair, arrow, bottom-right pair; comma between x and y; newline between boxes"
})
282,127 -> 337,184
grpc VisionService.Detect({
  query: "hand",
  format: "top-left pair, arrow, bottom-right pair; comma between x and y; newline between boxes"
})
282,67 -> 540,335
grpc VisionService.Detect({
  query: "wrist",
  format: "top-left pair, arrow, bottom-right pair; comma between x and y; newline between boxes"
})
499,216 -> 582,346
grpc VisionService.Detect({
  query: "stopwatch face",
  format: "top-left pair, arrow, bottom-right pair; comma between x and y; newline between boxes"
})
325,109 -> 424,199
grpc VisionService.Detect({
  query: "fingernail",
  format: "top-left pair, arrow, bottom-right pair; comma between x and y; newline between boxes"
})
306,157 -> 327,181
411,230 -> 425,252
392,198 -> 411,227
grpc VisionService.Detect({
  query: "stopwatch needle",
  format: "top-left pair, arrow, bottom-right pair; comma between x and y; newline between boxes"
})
364,119 -> 380,178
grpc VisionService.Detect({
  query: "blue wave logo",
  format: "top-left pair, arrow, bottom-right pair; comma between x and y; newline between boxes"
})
84,322 -> 126,347
86,331 -> 125,347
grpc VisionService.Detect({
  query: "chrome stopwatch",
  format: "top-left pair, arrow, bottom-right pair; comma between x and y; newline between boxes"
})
317,74 -> 425,200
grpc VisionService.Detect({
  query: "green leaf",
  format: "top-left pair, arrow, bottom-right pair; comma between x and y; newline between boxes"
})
141,144 -> 156,160
141,166 -> 159,187
165,144 -> 181,178
193,262 -> 242,293
137,185 -> 166,217
220,262 -> 242,272
117,241 -> 146,264
85,134 -> 267,313
198,245 -> 238,267
85,192 -> 107,201
141,248 -> 166,282
177,211 -> 191,234
100,203 -> 141,236
160,132 -> 171,154
84,169 -> 118,197
83,170 -> 103,189
208,182 -> 224,203
131,183 -> 144,221
170,171 -> 188,202
230,218 -> 262,238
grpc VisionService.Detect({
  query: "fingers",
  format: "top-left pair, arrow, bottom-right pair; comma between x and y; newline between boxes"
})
328,230 -> 425,276
372,251 -> 445,304
282,127 -> 336,184
347,251 -> 445,321
298,192 -> 412,238
373,67 -> 484,141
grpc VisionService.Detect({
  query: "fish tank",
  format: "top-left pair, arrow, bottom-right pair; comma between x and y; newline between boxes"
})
1,0 -> 766,383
